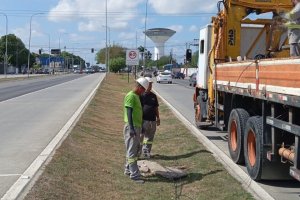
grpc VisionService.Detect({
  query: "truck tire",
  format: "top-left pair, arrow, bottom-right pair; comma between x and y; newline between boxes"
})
228,109 -> 249,164
244,116 -> 263,181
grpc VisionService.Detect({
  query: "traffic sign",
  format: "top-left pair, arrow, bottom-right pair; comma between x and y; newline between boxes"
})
51,49 -> 61,55
126,50 -> 139,65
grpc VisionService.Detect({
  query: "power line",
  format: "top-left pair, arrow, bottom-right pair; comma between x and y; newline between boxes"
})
0,9 -> 215,18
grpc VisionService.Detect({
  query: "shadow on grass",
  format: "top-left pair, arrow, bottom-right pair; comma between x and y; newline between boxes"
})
145,169 -> 223,184
151,150 -> 211,161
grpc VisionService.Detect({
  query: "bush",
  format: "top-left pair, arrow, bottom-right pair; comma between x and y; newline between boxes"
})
109,57 -> 125,73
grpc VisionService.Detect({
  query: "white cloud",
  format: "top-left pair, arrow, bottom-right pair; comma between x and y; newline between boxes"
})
118,32 -> 136,40
148,0 -> 218,14
189,25 -> 198,32
167,25 -> 183,33
48,0 -> 144,32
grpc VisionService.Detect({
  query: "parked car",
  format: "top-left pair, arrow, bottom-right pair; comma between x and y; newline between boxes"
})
189,72 -> 197,87
156,71 -> 172,84
174,72 -> 185,79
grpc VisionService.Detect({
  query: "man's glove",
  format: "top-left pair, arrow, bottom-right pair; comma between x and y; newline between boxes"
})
129,127 -> 136,137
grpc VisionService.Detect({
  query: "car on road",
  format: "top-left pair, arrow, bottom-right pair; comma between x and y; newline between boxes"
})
174,72 -> 185,79
85,68 -> 95,74
189,72 -> 197,87
156,71 -> 172,84
99,68 -> 107,73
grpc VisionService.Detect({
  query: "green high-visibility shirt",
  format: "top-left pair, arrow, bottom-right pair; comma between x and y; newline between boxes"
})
123,91 -> 143,128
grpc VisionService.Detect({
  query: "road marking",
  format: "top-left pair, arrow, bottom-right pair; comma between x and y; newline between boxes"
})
0,174 -> 22,177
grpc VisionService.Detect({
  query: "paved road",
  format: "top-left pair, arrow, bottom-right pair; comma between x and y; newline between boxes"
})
0,74 -> 83,102
153,78 -> 300,200
0,73 -> 105,199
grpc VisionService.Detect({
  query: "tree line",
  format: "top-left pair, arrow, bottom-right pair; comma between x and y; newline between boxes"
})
0,34 -> 198,73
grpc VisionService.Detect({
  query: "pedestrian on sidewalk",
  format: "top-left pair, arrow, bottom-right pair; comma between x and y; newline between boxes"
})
123,77 -> 149,183
140,77 -> 160,159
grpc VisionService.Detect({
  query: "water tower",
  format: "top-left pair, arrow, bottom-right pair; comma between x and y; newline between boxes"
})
144,28 -> 176,60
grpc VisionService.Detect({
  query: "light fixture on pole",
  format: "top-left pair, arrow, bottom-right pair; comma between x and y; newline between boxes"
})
27,13 -> 43,78
0,13 -> 8,77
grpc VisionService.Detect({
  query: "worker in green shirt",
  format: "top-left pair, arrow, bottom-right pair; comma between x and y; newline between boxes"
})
123,77 -> 149,183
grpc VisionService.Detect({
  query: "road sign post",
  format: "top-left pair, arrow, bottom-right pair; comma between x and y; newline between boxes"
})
126,50 -> 139,66
126,49 -> 139,80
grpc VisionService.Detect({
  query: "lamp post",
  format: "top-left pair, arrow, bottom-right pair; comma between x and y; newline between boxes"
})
102,25 -> 110,71
105,0 -> 109,73
45,33 -> 51,70
143,0 -> 149,68
58,32 -> 69,50
0,13 -> 8,77
58,33 -> 69,72
27,13 -> 43,77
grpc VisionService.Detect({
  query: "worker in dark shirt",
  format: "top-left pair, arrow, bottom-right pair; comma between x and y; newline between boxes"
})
140,77 -> 160,158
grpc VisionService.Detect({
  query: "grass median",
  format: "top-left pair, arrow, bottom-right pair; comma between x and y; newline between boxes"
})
24,73 -> 254,200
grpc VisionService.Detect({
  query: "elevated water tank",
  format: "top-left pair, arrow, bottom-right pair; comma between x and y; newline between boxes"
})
144,28 -> 176,60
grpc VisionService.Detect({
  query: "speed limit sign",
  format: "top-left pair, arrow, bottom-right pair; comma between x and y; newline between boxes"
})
126,49 -> 139,65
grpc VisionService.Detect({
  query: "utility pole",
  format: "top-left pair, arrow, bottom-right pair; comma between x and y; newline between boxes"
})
0,13 -> 8,77
27,13 -> 43,77
105,0 -> 108,73
143,0 -> 148,68
170,49 -> 173,64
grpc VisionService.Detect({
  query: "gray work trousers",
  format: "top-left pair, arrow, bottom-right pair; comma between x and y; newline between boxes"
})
142,120 -> 157,155
123,124 -> 141,179
290,43 -> 300,57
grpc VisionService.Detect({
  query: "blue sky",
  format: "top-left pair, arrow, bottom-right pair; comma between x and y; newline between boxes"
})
0,0 -> 219,65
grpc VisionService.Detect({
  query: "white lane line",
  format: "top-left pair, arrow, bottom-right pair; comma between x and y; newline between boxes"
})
0,174 -> 22,177
1,74 -> 105,200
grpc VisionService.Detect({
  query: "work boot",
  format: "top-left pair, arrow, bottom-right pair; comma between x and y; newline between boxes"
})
143,152 -> 151,159
124,170 -> 130,176
124,171 -> 130,176
142,149 -> 151,159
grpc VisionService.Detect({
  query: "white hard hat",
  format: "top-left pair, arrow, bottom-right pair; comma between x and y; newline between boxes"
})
136,77 -> 149,89
145,77 -> 153,83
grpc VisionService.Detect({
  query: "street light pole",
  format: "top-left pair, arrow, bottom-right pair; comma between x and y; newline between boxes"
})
108,27 -> 110,72
58,33 -> 69,73
102,25 -> 110,72
45,33 -> 51,70
0,13 -> 8,77
59,32 -> 68,50
105,0 -> 108,73
27,13 -> 43,78
143,0 -> 148,68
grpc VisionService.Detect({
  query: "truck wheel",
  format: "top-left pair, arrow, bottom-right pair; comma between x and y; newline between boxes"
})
244,116 -> 263,181
228,109 -> 249,164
